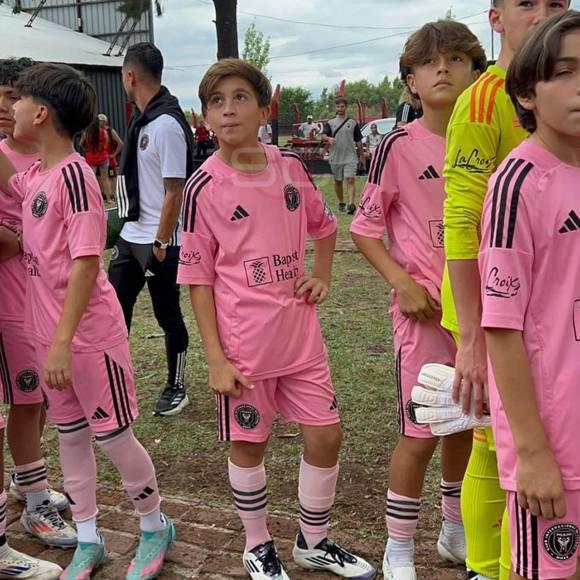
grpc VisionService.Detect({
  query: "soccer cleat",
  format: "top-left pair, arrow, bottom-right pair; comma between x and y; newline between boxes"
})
347,203 -> 357,215
60,539 -> 106,579
411,364 -> 491,436
20,502 -> 77,548
9,474 -> 70,512
0,543 -> 62,579
243,541 -> 289,580
338,203 -> 347,213
437,522 -> 466,565
153,384 -> 189,417
293,532 -> 377,578
126,516 -> 175,579
382,551 -> 416,580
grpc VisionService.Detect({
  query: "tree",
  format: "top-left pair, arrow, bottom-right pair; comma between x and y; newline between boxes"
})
118,0 -> 162,19
242,23 -> 271,73
213,0 -> 239,59
278,86 -> 314,126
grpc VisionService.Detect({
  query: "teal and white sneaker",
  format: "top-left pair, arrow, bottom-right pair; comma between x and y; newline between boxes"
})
10,474 -> 70,512
60,540 -> 106,579
126,516 -> 175,580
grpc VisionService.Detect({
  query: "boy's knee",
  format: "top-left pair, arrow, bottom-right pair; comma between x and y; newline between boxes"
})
303,424 -> 343,459
398,435 -> 438,462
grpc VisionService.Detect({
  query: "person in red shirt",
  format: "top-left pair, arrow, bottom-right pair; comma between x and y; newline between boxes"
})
81,114 -> 113,202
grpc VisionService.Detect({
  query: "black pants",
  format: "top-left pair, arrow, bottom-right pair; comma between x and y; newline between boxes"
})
108,237 -> 189,387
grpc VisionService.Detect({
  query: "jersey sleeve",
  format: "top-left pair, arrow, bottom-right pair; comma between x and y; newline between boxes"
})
299,161 -> 337,241
177,171 -> 217,286
350,134 -> 400,239
61,161 -> 105,259
444,108 -> 501,261
479,159 -> 536,331
7,169 -> 27,202
157,116 -> 188,180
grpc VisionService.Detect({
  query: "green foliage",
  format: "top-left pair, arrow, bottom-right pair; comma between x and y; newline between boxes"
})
118,0 -> 162,19
242,23 -> 271,74
279,86 -> 314,125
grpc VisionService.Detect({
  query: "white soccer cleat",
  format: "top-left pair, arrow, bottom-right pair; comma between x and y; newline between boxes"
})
411,364 -> 491,436
382,554 -> 416,580
437,522 -> 466,565
9,475 -> 69,512
243,541 -> 289,579
0,543 -> 62,579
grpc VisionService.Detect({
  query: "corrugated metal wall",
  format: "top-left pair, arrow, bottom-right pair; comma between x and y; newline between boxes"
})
81,66 -> 128,136
12,0 -> 153,49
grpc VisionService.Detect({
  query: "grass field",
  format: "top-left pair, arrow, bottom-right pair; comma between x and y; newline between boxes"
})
41,176 -> 457,573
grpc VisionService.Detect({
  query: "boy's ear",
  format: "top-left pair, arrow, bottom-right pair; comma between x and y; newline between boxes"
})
489,6 -> 505,35
259,105 -> 271,127
33,103 -> 49,128
406,75 -> 419,99
516,94 -> 535,112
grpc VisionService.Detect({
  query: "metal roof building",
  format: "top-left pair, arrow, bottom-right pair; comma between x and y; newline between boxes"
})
0,4 -> 128,134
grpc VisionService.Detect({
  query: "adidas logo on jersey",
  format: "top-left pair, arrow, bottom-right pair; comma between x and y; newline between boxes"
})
91,407 -> 110,421
230,205 -> 250,222
559,210 -> 580,234
419,165 -> 440,180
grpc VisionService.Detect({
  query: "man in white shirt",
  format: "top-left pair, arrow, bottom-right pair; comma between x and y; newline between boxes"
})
257,122 -> 272,144
109,43 -> 194,416
298,115 -> 319,139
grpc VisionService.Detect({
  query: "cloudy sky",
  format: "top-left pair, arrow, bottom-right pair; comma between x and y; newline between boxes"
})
154,0 -> 577,112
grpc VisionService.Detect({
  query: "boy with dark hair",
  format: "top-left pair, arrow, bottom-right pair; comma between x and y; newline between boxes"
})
0,62 -> 173,580
481,11 -> 580,579
0,56 -> 76,551
439,1 -> 569,578
178,57 -> 376,580
322,96 -> 364,214
351,20 -> 485,580
109,41 -> 194,416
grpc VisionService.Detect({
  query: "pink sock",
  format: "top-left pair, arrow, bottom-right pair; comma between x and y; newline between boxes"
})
57,419 -> 98,521
228,459 -> 271,551
0,491 -> 6,538
440,479 -> 462,524
14,459 -> 48,492
95,428 -> 160,516
298,458 -> 339,549
385,489 -> 420,541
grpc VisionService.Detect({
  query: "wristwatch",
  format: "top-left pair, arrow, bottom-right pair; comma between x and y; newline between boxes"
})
153,239 -> 169,250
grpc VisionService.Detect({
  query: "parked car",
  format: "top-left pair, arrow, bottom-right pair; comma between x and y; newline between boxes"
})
360,117 -> 397,138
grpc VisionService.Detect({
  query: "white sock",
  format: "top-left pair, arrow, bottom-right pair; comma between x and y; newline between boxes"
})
442,519 -> 465,538
140,509 -> 166,533
26,490 -> 52,512
76,517 -> 100,544
386,537 -> 414,567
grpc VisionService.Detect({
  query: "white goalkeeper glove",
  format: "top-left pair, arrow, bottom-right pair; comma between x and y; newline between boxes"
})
411,363 -> 491,436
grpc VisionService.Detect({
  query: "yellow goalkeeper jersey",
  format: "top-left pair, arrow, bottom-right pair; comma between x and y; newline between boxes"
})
441,64 -> 528,334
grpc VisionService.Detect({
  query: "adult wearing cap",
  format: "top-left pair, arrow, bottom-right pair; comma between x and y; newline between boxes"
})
298,115 -> 320,139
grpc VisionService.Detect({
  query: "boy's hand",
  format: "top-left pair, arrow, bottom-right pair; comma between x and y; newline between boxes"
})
295,275 -> 329,304
44,342 -> 72,390
393,274 -> 440,322
453,331 -> 488,418
208,358 -> 254,398
517,447 -> 566,520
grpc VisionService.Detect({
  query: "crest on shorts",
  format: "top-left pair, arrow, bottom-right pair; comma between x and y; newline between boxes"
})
406,400 -> 421,425
284,184 -> 301,212
111,245 -> 119,261
16,369 -> 39,392
234,404 -> 260,430
139,134 -> 149,151
544,523 -> 580,561
31,192 -> 48,218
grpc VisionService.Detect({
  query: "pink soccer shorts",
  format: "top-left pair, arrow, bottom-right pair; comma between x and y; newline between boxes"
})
392,308 -> 457,439
35,340 -> 139,433
216,356 -> 340,442
507,491 -> 580,579
0,322 -> 44,406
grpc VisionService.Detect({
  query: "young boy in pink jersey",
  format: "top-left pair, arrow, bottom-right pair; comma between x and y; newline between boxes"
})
177,58 -> 376,580
0,63 -> 173,580
0,57 -> 79,552
481,10 -> 580,580
350,21 -> 486,580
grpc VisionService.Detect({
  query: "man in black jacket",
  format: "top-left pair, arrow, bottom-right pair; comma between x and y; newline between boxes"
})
109,42 -> 193,416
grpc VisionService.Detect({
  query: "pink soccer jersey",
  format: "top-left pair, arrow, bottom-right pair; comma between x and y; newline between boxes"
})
0,140 -> 39,322
480,139 -> 580,491
177,145 -> 337,380
9,153 -> 127,352
350,120 -> 447,305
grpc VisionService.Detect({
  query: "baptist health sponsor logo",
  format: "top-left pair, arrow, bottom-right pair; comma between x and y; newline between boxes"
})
244,250 -> 301,287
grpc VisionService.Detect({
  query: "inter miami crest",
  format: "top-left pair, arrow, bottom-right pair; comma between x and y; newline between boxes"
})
284,184 -> 301,212
31,192 -> 48,218
234,404 -> 260,430
16,369 -> 39,393
139,134 -> 150,151
544,523 -> 580,561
